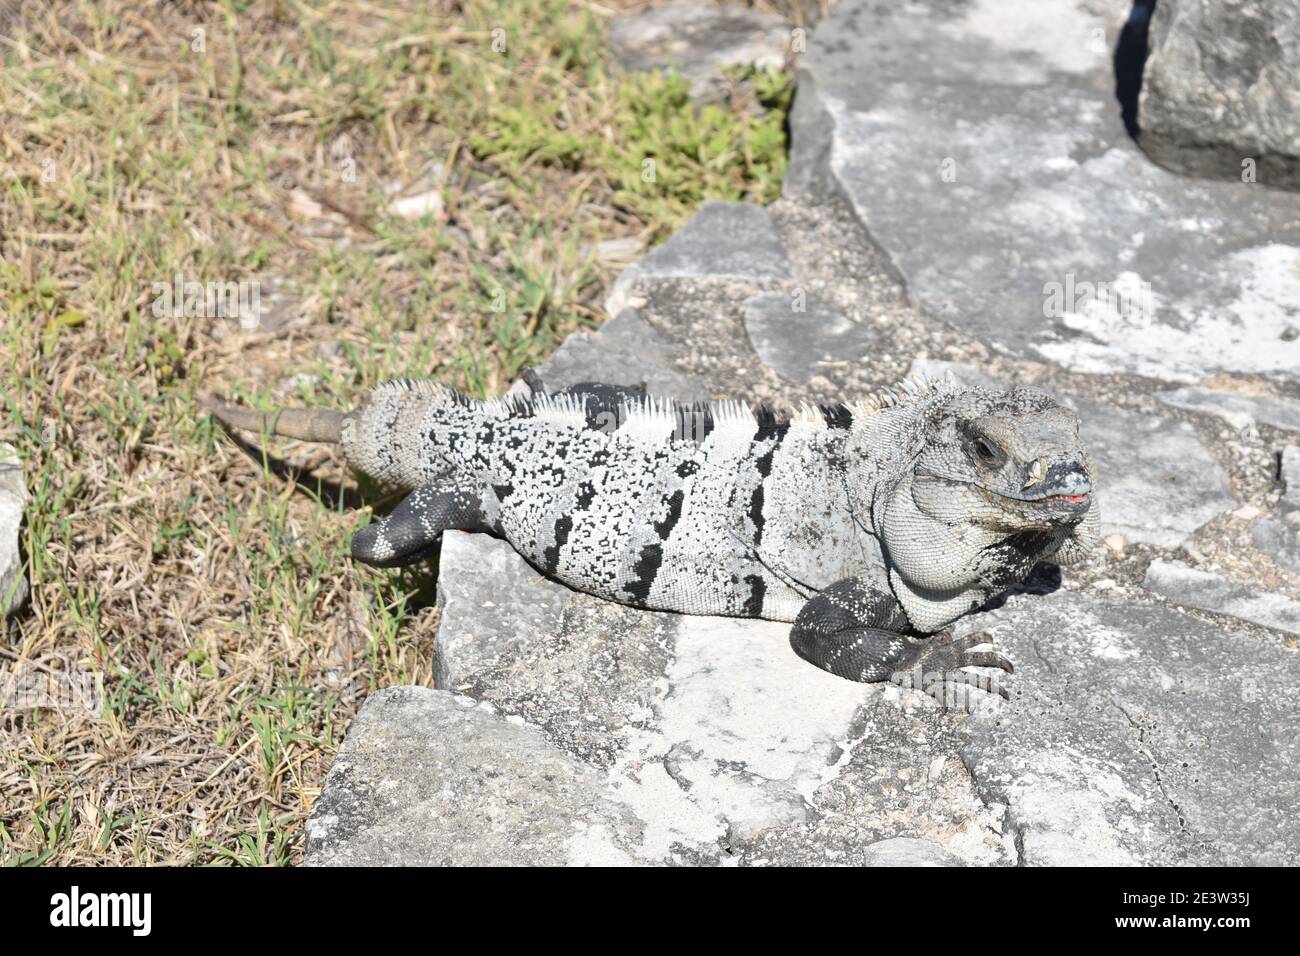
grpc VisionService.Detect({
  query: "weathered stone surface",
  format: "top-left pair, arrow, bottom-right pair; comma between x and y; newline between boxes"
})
1144,559 -> 1300,637
608,3 -> 789,100
1074,399 -> 1236,549
423,532 -> 1012,865
909,360 -> 1237,548
862,837 -> 965,867
1254,518 -> 1300,574
605,201 -> 789,319
1157,386 -> 1300,434
0,444 -> 27,617
319,549 -> 1300,865
956,591 -> 1300,865
789,0 -> 1300,383
741,291 -> 877,385
1251,447 -> 1300,572
1139,0 -> 1300,191
1280,445 -> 1300,510
513,309 -> 703,403
434,531 -> 571,693
305,686 -> 641,865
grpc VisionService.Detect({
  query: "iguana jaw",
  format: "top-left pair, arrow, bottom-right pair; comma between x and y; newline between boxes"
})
929,449 -> 1093,526
975,482 -> 1092,527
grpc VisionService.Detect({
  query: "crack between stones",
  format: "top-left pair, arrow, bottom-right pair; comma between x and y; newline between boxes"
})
1110,697 -> 1190,835
955,727 -> 1027,867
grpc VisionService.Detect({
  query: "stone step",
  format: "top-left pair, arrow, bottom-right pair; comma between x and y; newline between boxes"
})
786,0 -> 1300,384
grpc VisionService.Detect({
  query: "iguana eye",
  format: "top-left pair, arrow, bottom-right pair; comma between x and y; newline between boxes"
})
972,437 -> 1000,463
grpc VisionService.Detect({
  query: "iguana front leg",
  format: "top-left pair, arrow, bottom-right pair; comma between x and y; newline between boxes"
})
351,482 -> 487,567
789,578 -> 1012,700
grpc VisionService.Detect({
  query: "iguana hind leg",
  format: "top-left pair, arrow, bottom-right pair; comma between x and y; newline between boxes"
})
351,482 -> 486,568
789,578 -> 915,682
790,578 -> 1012,702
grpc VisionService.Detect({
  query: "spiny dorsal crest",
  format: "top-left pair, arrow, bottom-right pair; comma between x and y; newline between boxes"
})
363,372 -> 958,444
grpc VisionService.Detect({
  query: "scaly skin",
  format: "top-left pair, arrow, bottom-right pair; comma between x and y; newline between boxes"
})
208,371 -> 1099,696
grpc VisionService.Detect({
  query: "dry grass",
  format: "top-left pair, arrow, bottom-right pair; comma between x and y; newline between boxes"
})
0,0 -> 795,863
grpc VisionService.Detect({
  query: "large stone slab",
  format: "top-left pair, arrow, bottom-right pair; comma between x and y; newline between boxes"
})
525,308 -> 702,400
788,0 -> 1300,383
1254,518 -> 1300,574
1139,0 -> 1300,191
1144,559 -> 1300,637
605,201 -> 789,319
0,444 -> 27,617
909,359 -> 1237,548
318,540 -> 1300,865
1073,399 -> 1236,549
422,532 -> 1014,865
1157,386 -> 1300,434
741,291 -> 879,385
433,531 -> 571,693
1252,445 -> 1300,573
305,686 -> 641,865
955,591 -> 1300,865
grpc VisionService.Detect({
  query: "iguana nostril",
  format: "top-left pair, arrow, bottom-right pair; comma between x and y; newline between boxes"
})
1023,458 -> 1047,488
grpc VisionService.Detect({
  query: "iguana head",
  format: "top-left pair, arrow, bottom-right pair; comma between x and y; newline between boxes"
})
908,385 -> 1094,533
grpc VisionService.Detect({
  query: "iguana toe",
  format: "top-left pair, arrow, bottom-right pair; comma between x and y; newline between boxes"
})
889,629 -> 1012,706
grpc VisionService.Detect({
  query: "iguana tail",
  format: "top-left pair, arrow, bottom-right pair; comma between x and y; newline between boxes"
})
202,397 -> 346,444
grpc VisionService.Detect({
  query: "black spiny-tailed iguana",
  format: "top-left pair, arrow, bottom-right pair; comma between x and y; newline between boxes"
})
207,373 -> 1098,697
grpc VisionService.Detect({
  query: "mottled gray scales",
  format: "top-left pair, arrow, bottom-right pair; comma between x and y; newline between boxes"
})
210,371 -> 1099,694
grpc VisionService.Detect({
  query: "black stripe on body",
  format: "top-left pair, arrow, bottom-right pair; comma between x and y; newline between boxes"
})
752,408 -> 784,442
820,404 -> 854,429
624,488 -> 685,604
675,404 -> 715,443
748,438 -> 779,546
741,573 -> 766,617
748,484 -> 766,545
544,514 -> 574,574
546,477 -> 598,573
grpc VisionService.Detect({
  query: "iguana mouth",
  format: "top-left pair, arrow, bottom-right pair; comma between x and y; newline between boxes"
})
990,488 -> 1090,506
917,472 -> 1091,509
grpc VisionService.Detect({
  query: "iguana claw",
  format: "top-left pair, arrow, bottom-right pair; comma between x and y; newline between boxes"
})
890,630 -> 1013,707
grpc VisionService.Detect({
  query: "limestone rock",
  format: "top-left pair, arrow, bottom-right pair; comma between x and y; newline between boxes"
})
862,837 -> 965,867
522,309 -> 702,401
1157,387 -> 1300,434
741,291 -> 878,385
1144,559 -> 1300,637
433,531 -> 571,693
341,533 -> 1017,865
788,0 -> 1300,384
1139,0 -> 1300,191
956,591 -> 1300,865
1253,519 -> 1300,574
305,687 -> 641,865
605,201 -> 789,319
1074,400 -> 1236,549
316,566 -> 1300,865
